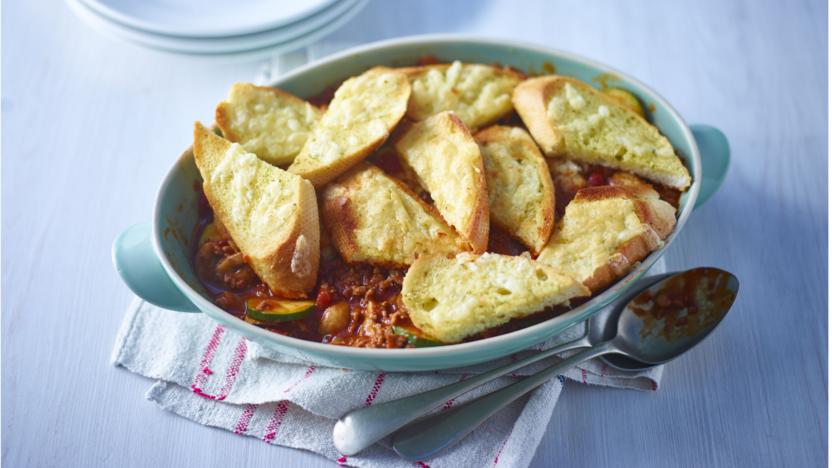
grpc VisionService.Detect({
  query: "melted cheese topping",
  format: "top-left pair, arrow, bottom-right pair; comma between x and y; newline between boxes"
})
290,234 -> 311,276
395,112 -> 484,242
219,83 -> 321,166
538,197 -> 648,282
480,127 -> 548,249
408,61 -> 520,130
210,144 -> 295,252
326,166 -> 461,265
298,69 -> 407,166
402,252 -> 586,342
544,81 -> 686,188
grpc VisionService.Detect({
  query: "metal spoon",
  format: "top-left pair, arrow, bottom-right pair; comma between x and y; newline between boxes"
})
391,267 -> 739,461
334,272 -> 673,456
586,272 -> 675,372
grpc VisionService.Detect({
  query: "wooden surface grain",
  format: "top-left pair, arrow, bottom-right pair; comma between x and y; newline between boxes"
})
2,0 -> 827,466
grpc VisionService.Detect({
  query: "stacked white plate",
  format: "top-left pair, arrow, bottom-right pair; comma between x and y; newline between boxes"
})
67,0 -> 368,60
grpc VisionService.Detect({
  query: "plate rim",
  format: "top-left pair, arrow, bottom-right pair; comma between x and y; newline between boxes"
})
79,0 -> 339,38
67,0 -> 368,59
70,0 -> 360,54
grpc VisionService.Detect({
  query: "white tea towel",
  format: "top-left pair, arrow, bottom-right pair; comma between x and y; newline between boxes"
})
111,260 -> 665,468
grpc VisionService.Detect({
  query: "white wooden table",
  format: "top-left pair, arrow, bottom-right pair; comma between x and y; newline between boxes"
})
3,0 -> 826,466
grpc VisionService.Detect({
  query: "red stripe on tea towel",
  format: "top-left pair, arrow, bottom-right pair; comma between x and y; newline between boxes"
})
233,404 -> 257,435
215,338 -> 248,401
364,373 -> 386,407
283,366 -> 316,393
191,326 -> 225,398
192,336 -> 248,401
262,402 -> 289,443
492,434 -> 509,466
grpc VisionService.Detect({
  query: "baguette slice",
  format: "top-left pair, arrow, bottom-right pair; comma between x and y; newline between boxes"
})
394,111 -> 489,253
215,83 -> 322,166
288,67 -> 411,187
403,61 -> 524,131
403,252 -> 589,343
193,122 -> 320,297
512,76 -> 691,189
321,164 -> 464,267
476,125 -> 555,255
607,171 -> 664,200
537,185 -> 676,292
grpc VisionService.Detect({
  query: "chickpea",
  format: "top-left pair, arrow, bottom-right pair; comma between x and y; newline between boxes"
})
319,302 -> 349,335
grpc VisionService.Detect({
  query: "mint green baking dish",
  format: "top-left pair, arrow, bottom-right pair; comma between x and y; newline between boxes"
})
112,35 -> 729,371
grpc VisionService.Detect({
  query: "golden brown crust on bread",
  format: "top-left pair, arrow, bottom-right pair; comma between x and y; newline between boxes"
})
573,185 -> 675,238
214,84 -> 313,143
580,229 -> 659,292
193,122 -> 320,297
538,185 -> 676,292
394,111 -> 489,253
570,185 -> 637,202
576,186 -> 666,291
607,171 -> 660,199
402,252 -> 590,343
287,67 -> 411,187
511,77 -> 562,152
512,75 -> 691,190
475,125 -> 555,255
215,83 -> 321,167
320,164 -> 464,267
401,61 -> 524,131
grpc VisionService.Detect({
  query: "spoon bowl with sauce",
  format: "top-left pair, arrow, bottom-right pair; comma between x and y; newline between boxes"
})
615,267 -> 738,365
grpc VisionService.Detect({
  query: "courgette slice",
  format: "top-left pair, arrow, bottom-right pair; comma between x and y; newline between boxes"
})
245,298 -> 315,323
393,324 -> 442,347
198,221 -> 224,244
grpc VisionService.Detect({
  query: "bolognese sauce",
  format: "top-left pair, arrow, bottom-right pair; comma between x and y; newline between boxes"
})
191,158 -> 681,348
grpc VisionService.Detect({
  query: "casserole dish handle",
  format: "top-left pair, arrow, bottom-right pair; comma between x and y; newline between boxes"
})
112,223 -> 200,312
691,124 -> 730,208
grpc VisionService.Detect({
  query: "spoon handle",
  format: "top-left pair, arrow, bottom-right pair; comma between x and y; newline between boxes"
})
391,341 -> 615,461
332,334 -> 593,455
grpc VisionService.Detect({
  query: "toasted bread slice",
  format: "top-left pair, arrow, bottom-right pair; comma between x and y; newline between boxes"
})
607,171 -> 662,199
193,122 -> 320,297
402,61 -> 524,131
537,185 -> 676,292
602,87 -> 645,118
475,126 -> 555,255
512,76 -> 691,189
394,111 -> 489,252
321,164 -> 464,267
215,83 -> 322,167
287,67 -> 411,187
402,252 -> 589,343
